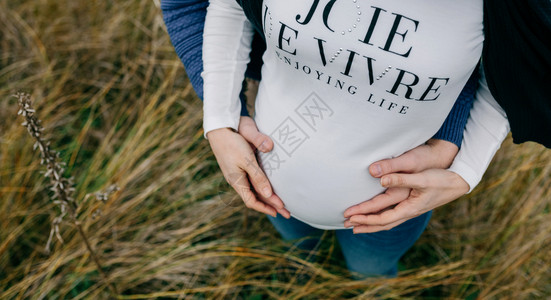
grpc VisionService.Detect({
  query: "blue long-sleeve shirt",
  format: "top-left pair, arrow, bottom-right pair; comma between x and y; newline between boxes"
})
161,0 -> 476,148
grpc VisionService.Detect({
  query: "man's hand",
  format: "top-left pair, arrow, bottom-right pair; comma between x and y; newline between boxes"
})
238,116 -> 274,153
207,125 -> 290,219
367,138 -> 459,176
343,139 -> 469,233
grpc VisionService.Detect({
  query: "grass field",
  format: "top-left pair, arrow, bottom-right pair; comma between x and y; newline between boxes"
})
1,0 -> 551,298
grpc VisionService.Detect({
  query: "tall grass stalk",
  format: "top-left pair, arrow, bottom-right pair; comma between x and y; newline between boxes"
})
1,0 -> 550,298
15,92 -> 119,296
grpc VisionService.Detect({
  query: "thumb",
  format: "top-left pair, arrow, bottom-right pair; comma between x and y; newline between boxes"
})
369,149 -> 424,178
239,116 -> 274,153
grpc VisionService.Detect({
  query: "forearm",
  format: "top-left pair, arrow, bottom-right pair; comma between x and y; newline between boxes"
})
431,65 -> 479,149
161,0 -> 209,99
201,0 -> 254,138
161,0 -> 252,117
447,63 -> 511,193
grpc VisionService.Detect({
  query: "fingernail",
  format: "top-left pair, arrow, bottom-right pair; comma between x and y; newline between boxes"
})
262,187 -> 272,198
372,164 -> 382,177
258,140 -> 268,152
381,177 -> 390,187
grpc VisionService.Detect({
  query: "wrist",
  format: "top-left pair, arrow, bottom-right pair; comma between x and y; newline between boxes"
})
427,138 -> 459,169
206,127 -> 237,140
449,170 -> 470,195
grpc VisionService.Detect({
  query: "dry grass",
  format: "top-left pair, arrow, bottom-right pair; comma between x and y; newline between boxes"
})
1,0 -> 550,298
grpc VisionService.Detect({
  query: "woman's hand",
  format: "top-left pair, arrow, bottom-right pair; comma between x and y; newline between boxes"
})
343,139 -> 469,233
207,118 -> 291,219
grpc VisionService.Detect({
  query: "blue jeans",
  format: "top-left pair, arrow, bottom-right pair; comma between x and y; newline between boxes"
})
267,210 -> 432,277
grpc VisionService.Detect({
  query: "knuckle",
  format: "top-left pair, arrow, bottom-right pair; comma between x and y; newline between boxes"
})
243,153 -> 256,167
230,175 -> 248,190
410,188 -> 423,198
236,156 -> 249,169
394,175 -> 405,186
250,169 -> 267,186
408,153 -> 423,172
417,176 -> 429,189
244,164 -> 261,179
253,135 -> 265,149
379,160 -> 393,174
359,216 -> 371,225
238,186 -> 252,199
351,216 -> 366,225
370,216 -> 383,226
399,211 -> 410,220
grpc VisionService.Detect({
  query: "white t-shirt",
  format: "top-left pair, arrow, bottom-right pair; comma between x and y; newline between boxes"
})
202,0 -> 510,229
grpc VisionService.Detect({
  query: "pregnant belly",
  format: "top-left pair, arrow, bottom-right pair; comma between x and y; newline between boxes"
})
251,86 -> 427,229
256,142 -> 386,229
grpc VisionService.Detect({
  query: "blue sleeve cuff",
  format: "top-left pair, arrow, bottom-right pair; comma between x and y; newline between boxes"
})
432,64 -> 480,148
